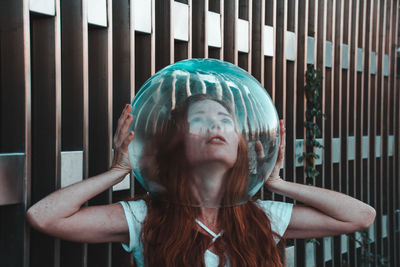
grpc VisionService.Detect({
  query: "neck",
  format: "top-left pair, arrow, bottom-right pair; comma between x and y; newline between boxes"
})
189,162 -> 229,207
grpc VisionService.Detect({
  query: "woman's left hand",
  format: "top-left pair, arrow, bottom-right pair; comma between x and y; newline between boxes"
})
265,120 -> 285,187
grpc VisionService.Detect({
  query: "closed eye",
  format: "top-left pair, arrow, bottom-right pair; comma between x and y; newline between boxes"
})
221,118 -> 233,125
190,117 -> 202,123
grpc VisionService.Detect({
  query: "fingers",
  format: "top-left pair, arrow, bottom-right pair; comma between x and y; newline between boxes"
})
117,113 -> 133,144
277,143 -> 285,162
255,140 -> 265,159
114,104 -> 133,147
280,120 -> 286,147
277,120 -> 285,164
122,131 -> 135,150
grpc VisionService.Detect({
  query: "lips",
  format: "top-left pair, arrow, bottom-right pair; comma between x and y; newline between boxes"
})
207,135 -> 226,144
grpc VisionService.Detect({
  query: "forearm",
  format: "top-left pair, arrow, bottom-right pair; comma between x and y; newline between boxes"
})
27,169 -> 127,225
268,179 -> 375,225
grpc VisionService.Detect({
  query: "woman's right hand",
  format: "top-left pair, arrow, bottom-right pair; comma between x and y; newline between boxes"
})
26,104 -> 135,244
111,104 -> 135,173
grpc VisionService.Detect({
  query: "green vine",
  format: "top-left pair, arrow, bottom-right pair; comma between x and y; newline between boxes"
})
346,230 -> 388,266
298,66 -> 325,184
300,67 -> 390,265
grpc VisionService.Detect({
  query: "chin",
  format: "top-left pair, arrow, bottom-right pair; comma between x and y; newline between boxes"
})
206,154 -> 237,168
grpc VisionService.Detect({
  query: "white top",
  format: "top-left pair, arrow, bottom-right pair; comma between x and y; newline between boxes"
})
120,199 -> 293,267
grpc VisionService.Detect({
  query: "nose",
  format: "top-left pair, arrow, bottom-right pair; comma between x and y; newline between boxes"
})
208,118 -> 221,131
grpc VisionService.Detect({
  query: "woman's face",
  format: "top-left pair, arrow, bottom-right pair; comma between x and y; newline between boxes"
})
184,100 -> 239,168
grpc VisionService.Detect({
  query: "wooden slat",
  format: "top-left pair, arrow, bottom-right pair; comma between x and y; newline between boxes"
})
256,0 -> 266,200
274,0 -> 286,123
155,0 -> 174,71
396,1 -> 400,261
285,0 -> 298,187
223,0 -> 238,64
382,0 -> 392,262
192,0 -> 208,58
208,0 -> 223,59
369,0 -> 379,264
293,0 -> 308,266
59,0 -> 88,266
0,6 -> 28,267
263,0 -> 274,97
261,0 -> 275,200
29,0 -> 62,265
322,1 -> 334,265
210,0 -> 224,60
314,1 -> 327,264
251,0 -> 264,83
112,0 -> 133,133
361,0 -> 375,264
273,0 -> 286,204
332,0 -> 344,265
110,1 -> 135,265
135,34 -> 154,92
0,3 -> 26,153
375,0 -> 385,262
87,1 -> 113,266
188,0 -> 193,59
238,0 -> 252,72
347,0 -> 359,265
340,0 -> 351,264
132,0 -> 157,198
391,2 -> 400,266
355,0 -> 364,263
389,4 -> 395,266
23,0 -> 32,264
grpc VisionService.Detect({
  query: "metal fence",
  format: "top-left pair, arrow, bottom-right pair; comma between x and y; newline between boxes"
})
0,0 -> 399,266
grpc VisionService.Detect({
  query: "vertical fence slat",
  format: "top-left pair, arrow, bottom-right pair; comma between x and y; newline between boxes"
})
263,0 -> 274,97
323,0 -> 334,263
155,0 -> 174,71
348,0 -> 359,264
111,1 -> 134,265
388,0 -> 397,265
332,0 -> 343,265
377,0 -> 386,262
273,0 -> 286,204
396,2 -> 400,262
375,0 -> 385,263
251,0 -> 264,83
29,0 -> 62,265
362,0 -> 373,264
384,0 -> 391,262
391,2 -> 400,266
192,0 -> 208,58
341,0 -> 351,264
223,0 -> 238,64
23,0 -> 32,266
315,1 -> 327,263
0,1 -> 31,266
368,1 -> 376,265
87,1 -> 113,266
294,0 -> 308,265
59,0 -> 88,266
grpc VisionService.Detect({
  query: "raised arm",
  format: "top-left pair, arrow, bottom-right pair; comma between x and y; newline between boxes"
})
26,104 -> 135,244
265,120 -> 376,239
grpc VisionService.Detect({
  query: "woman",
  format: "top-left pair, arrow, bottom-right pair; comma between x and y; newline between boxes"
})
26,94 -> 376,267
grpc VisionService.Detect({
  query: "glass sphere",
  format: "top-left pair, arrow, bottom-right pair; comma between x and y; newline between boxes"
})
128,58 -> 280,207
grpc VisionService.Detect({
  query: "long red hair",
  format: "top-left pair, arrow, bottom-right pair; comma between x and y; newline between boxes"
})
132,94 -> 284,266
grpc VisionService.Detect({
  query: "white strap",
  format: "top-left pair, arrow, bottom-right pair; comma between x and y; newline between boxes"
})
195,219 -> 223,243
